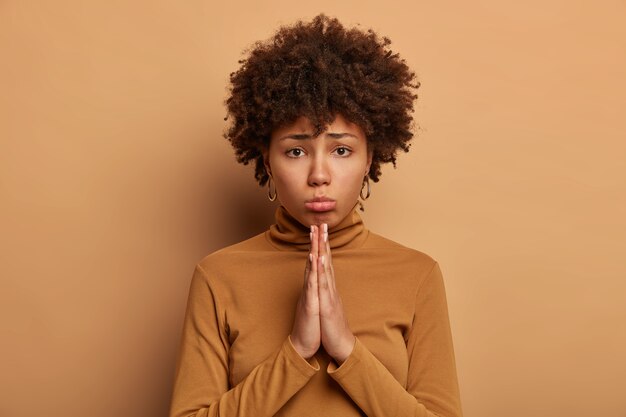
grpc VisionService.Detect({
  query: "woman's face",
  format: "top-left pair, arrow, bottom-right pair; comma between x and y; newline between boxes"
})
263,113 -> 373,228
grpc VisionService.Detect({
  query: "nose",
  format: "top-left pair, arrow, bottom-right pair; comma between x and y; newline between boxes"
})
307,153 -> 330,187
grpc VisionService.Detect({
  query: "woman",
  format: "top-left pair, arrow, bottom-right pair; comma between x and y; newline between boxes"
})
169,14 -> 463,417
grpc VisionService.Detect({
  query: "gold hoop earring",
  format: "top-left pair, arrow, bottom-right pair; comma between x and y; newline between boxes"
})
360,176 -> 371,200
267,176 -> 277,202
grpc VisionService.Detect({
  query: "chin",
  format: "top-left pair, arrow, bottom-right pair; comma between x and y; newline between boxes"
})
307,210 -> 339,227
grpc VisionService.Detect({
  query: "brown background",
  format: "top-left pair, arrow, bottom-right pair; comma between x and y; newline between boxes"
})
1,1 -> 625,416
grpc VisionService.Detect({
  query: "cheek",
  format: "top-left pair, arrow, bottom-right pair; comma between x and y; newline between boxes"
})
335,170 -> 366,195
272,166 -> 304,196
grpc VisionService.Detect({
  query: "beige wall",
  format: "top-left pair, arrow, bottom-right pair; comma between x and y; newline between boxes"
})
1,1 -> 625,416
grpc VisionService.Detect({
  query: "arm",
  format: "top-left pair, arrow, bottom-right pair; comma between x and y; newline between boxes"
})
326,262 -> 464,417
169,264 -> 320,417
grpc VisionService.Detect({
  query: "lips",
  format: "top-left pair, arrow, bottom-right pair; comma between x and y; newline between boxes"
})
304,197 -> 336,212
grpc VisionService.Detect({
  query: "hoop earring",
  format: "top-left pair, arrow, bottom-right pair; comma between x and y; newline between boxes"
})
360,176 -> 371,200
267,176 -> 277,202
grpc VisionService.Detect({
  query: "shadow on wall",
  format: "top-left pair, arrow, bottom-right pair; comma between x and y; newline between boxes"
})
160,137 -> 278,412
202,141 -> 278,253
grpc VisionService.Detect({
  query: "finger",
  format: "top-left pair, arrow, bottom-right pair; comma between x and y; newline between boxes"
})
318,225 -> 329,291
318,253 -> 329,292
319,223 -> 327,260
308,252 -> 318,290
311,225 -> 319,258
307,227 -> 319,292
324,223 -> 334,271
322,223 -> 335,290
307,228 -> 313,265
303,228 -> 312,282
303,251 -> 311,284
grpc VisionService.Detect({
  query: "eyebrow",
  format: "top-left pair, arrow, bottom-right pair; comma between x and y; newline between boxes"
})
278,132 -> 358,141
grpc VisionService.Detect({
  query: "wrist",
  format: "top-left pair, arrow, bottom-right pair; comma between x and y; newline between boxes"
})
334,335 -> 356,366
289,336 -> 314,360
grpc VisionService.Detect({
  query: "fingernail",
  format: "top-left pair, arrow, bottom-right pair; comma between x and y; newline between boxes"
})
321,255 -> 325,266
324,223 -> 328,233
310,225 -> 314,233
309,253 -> 313,263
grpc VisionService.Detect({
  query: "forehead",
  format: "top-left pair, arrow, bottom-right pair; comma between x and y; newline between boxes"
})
272,114 -> 365,139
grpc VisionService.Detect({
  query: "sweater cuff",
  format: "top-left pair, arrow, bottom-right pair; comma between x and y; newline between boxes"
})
285,335 -> 321,376
326,335 -> 362,376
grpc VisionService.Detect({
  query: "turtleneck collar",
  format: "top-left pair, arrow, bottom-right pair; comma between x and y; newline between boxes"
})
266,202 -> 369,251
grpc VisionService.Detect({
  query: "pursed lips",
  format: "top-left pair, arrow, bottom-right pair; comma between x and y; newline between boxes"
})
305,197 -> 336,212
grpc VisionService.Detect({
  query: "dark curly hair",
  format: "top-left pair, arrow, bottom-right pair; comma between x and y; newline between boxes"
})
223,13 -> 420,186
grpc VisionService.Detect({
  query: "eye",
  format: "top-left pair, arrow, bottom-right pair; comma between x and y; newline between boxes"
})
333,146 -> 352,157
286,148 -> 305,158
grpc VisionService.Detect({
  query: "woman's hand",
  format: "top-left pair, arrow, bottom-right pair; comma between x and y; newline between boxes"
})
290,224 -> 356,364
316,223 -> 356,365
289,225 -> 322,360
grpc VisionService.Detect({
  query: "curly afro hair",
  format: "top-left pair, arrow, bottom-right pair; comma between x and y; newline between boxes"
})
223,13 -> 420,186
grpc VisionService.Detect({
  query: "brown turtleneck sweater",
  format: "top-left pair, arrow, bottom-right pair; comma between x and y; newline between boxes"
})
169,206 -> 463,417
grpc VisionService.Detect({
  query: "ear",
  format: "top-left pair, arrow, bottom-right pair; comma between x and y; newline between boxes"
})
262,147 -> 272,177
365,148 -> 373,176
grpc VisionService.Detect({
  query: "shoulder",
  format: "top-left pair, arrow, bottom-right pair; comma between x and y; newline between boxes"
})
357,231 -> 444,302
365,230 -> 437,263
196,230 -> 271,272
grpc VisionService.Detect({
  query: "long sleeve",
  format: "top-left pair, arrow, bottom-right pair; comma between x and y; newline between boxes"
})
168,264 -> 321,417
326,261 -> 463,417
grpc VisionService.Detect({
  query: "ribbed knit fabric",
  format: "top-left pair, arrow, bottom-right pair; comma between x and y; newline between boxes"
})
267,204 -> 368,251
169,205 -> 464,417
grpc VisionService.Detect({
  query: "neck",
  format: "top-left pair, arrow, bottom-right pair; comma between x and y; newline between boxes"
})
266,202 -> 369,251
